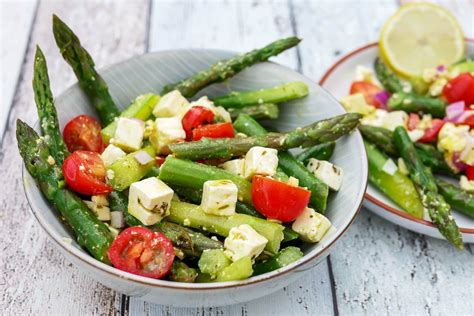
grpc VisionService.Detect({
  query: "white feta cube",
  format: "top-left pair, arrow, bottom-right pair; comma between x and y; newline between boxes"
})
113,118 -> 145,152
151,117 -> 186,154
128,177 -> 174,225
224,224 -> 268,262
201,180 -> 238,216
307,159 -> 343,191
219,159 -> 245,177
291,207 -> 333,243
408,129 -> 425,142
101,144 -> 126,166
381,111 -> 408,131
84,200 -> 111,221
244,146 -> 278,179
152,90 -> 190,118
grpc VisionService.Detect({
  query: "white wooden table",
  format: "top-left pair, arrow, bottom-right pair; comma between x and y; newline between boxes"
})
1,0 -> 473,314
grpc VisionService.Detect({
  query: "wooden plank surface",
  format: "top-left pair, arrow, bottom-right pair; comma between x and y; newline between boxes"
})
0,0 -> 38,141
0,0 -> 149,314
1,0 -> 474,315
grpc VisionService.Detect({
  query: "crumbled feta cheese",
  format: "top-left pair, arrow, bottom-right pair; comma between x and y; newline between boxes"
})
354,65 -> 376,83
460,176 -> 474,193
291,207 -> 333,243
361,109 -> 388,127
429,78 -> 448,97
151,117 -> 186,154
112,118 -> 145,152
201,180 -> 238,216
101,144 -> 126,167
408,129 -> 425,142
106,169 -> 115,180
307,159 -> 343,191
214,106 -> 232,122
382,158 -> 398,176
340,93 -> 375,116
287,176 -> 299,187
92,195 -> 109,207
398,158 -> 409,175
244,146 -> 278,179
224,224 -> 268,262
437,123 -> 469,152
84,200 -> 111,221
190,96 -> 215,111
381,111 -> 408,131
152,90 -> 190,118
219,159 -> 245,177
128,177 -> 174,225
418,114 -> 433,130
47,155 -> 56,165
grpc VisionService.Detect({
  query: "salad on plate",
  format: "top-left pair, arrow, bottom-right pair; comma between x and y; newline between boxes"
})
339,3 -> 473,249
17,15 -> 362,282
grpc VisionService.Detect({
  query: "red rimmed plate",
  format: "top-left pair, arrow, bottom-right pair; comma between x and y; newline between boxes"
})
320,40 -> 474,243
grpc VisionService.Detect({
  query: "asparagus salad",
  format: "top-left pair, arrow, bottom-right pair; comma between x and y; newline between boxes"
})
339,3 -> 472,249
17,15 -> 361,282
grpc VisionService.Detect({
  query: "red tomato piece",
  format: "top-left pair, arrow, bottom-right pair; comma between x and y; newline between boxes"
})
156,156 -> 166,167
407,113 -> 420,131
62,151 -> 112,195
418,119 -> 445,143
464,115 -> 474,128
466,165 -> 474,181
442,73 -> 474,107
350,81 -> 384,108
251,176 -> 311,222
181,106 -> 215,140
192,122 -> 235,141
108,226 -> 175,279
63,115 -> 104,153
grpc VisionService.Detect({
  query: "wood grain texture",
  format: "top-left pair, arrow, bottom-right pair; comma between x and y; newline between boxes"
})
0,0 -> 149,314
0,0 -> 37,141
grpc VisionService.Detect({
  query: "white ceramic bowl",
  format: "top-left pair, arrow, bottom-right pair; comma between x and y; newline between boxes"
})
22,49 -> 368,307
320,40 -> 474,243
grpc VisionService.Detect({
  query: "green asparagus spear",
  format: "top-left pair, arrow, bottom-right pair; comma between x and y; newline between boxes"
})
388,92 -> 446,118
159,157 -> 253,205
436,178 -> 474,219
295,142 -> 336,165
213,82 -> 309,108
234,113 -> 329,212
359,125 -> 455,175
393,126 -> 463,249
167,201 -> 285,253
101,93 -> 160,144
17,120 -> 113,263
228,103 -> 279,121
161,37 -> 301,97
52,15 -> 120,125
374,57 -> 404,93
365,141 -> 424,218
253,246 -> 303,276
108,191 -> 223,257
33,46 -> 69,165
170,113 -> 362,160
168,260 -> 198,283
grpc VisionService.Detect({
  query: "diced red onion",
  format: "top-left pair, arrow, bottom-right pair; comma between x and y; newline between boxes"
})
374,90 -> 390,109
436,65 -> 446,72
446,101 -> 465,119
111,211 -> 125,228
452,152 -> 468,171
454,110 -> 474,124
134,150 -> 154,165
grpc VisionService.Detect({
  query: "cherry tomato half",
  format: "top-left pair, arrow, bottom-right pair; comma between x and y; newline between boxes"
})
407,113 -> 420,131
62,151 -> 112,195
466,165 -> 474,181
108,226 -> 175,279
192,122 -> 235,141
251,176 -> 311,222
442,73 -> 474,107
63,115 -> 104,153
350,81 -> 384,108
182,106 -> 215,140
418,119 -> 445,143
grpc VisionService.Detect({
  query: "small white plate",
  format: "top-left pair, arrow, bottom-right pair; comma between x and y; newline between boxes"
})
319,40 -> 474,243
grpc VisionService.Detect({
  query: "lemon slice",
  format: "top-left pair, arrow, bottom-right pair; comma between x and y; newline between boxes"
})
380,3 -> 464,78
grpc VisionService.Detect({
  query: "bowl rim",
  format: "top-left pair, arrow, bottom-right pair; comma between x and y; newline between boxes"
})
319,39 -> 474,235
22,48 -> 368,290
